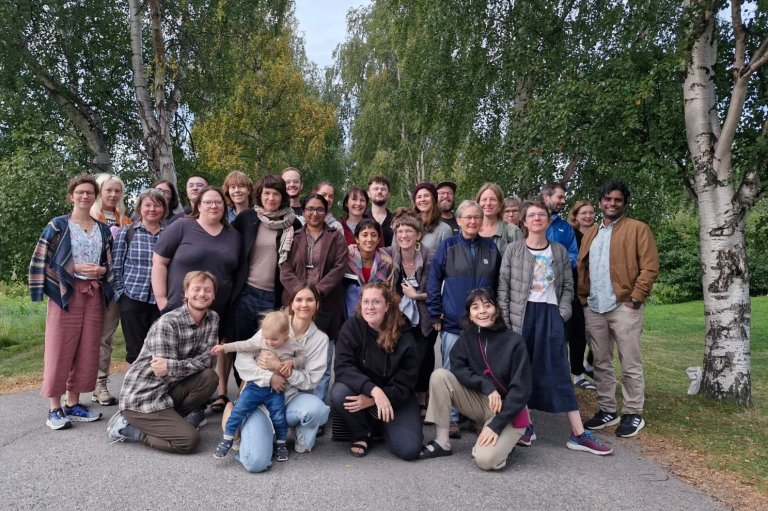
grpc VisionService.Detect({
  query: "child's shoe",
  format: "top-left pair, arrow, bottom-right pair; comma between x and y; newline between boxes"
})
275,442 -> 289,462
214,439 -> 233,459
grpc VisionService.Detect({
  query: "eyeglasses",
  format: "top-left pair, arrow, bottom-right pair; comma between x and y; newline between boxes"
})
361,299 -> 384,307
460,215 -> 481,222
154,188 -> 172,197
73,190 -> 95,197
526,212 -> 548,219
201,200 -> 223,208
304,207 -> 326,215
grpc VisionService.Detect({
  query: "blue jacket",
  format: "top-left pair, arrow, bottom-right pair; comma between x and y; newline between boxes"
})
547,213 -> 578,268
427,234 -> 501,334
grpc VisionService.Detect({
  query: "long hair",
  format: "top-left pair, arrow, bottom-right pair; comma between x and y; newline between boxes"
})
285,284 -> 321,321
413,189 -> 441,232
475,182 -> 504,222
462,288 -> 505,330
567,200 -> 593,230
91,173 -> 126,217
356,282 -> 403,353
151,179 -> 180,213
222,171 -> 254,208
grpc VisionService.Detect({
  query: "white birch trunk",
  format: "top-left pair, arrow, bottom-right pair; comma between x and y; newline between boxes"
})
684,2 -> 751,405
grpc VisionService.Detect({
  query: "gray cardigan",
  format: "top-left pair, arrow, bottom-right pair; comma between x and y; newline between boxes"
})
497,240 -> 573,332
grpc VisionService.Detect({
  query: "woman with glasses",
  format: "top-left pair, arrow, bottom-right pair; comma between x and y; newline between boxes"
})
427,200 -> 502,438
29,174 -> 113,430
281,193 -> 348,403
151,180 -> 181,220
152,186 -> 240,323
332,282 -> 422,459
497,200 -> 612,456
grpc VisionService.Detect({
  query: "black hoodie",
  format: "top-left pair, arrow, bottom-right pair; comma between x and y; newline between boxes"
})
450,324 -> 532,434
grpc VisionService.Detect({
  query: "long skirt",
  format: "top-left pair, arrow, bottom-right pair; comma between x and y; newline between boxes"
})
522,301 -> 578,413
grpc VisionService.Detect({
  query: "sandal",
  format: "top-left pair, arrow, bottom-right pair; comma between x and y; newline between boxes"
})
418,440 -> 452,460
350,439 -> 370,458
209,395 -> 229,414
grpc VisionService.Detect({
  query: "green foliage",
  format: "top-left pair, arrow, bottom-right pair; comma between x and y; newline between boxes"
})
652,209 -> 703,303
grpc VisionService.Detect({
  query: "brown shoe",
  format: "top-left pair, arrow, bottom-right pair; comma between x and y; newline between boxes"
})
91,378 -> 117,406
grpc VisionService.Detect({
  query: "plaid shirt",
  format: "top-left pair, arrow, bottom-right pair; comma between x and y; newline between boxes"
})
119,305 -> 218,413
112,223 -> 163,303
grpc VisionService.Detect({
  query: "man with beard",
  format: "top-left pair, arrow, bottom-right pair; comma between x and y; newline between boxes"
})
437,181 -> 459,236
541,182 -> 578,268
578,179 -> 659,439
367,176 -> 394,246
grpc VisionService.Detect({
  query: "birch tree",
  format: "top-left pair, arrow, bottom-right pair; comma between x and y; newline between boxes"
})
683,0 -> 767,405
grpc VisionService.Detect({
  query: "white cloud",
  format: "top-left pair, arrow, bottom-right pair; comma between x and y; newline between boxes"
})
294,0 -> 371,69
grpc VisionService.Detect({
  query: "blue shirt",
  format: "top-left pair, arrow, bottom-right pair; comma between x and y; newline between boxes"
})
587,219 -> 620,313
546,213 -> 578,268
112,223 -> 164,303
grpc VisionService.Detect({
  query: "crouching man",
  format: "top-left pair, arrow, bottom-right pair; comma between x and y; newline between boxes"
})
106,271 -> 219,453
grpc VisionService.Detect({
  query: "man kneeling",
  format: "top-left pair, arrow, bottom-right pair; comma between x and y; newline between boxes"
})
105,271 -> 219,453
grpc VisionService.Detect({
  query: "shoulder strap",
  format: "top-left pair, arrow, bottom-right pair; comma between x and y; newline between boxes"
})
125,224 -> 136,250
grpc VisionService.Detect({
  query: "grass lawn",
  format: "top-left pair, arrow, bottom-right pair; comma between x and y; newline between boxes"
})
1,284 -> 765,496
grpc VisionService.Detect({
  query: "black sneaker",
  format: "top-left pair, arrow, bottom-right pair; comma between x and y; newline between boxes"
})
275,442 -> 289,462
615,414 -> 645,438
583,410 -> 619,430
214,439 -> 233,459
184,409 -> 207,430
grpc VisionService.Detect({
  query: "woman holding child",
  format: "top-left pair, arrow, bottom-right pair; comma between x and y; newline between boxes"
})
233,285 -> 331,473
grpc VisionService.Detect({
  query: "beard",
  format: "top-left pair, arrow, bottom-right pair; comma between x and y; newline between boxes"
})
371,198 -> 387,207
439,201 -> 454,213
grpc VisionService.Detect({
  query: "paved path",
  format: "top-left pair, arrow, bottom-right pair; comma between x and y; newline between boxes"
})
0,375 -> 724,511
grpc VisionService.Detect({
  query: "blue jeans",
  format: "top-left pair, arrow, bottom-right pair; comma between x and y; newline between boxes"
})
440,330 -> 460,422
232,286 -> 275,341
236,393 -> 330,473
312,339 -> 334,404
226,382 -> 287,440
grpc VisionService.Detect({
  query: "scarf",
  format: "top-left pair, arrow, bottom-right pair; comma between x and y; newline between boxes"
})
254,206 -> 296,265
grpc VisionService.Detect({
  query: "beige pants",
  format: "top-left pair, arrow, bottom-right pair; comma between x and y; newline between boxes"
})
97,300 -> 121,379
425,368 -> 524,471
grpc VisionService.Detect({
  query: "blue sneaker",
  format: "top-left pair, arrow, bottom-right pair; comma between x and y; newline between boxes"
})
63,403 -> 102,422
567,430 -> 613,455
46,408 -> 72,430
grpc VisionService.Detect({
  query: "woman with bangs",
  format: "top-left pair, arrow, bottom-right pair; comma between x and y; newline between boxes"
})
476,182 -> 522,256
332,282 -> 422,459
151,179 -> 181,220
90,173 -> 133,406
343,218 -> 394,319
340,186 -> 375,247
222,170 -> 254,223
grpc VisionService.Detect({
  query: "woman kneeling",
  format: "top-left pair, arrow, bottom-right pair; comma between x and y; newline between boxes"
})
331,282 -> 423,460
419,289 -> 532,471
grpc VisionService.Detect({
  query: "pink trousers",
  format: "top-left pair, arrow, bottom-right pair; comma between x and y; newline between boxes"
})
40,280 -> 103,398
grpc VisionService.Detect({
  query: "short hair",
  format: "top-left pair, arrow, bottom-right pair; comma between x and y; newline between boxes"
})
597,178 -> 630,203
520,199 -> 549,238
567,200 -> 594,230
222,171 -> 254,208
67,174 -> 99,197
92,173 -> 127,216
254,174 -> 289,209
189,186 -> 230,227
462,288 -> 505,330
342,186 -> 369,214
504,196 -> 522,210
311,181 -> 335,194
187,175 -> 208,185
475,183 -> 504,221
302,193 -> 329,211
135,188 -> 168,221
541,182 -> 566,197
367,176 -> 390,189
259,310 -> 290,338
391,207 -> 423,235
281,167 -> 302,179
455,200 -> 482,220
354,218 -> 382,240
183,270 -> 217,296
151,179 -> 180,213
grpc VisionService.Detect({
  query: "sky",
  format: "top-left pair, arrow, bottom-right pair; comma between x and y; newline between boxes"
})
293,0 -> 371,69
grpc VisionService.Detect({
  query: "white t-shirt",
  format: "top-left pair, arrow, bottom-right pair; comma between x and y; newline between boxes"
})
527,244 -> 558,305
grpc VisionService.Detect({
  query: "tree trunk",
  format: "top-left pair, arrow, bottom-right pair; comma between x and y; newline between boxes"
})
127,0 -> 179,189
683,1 -> 752,405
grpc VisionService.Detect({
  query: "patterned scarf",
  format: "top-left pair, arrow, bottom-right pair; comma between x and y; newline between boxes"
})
254,206 -> 296,265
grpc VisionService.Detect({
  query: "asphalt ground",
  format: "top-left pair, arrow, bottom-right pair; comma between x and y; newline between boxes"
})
0,374 -> 724,511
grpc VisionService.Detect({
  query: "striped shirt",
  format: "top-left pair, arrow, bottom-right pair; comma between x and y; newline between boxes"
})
112,223 -> 164,303
119,305 -> 218,413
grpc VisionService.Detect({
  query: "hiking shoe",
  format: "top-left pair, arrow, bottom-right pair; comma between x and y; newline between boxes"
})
214,439 -> 233,459
517,424 -> 537,446
105,411 -> 140,443
449,421 -> 461,439
567,430 -> 613,455
616,414 -> 645,438
184,409 -> 207,429
46,408 -> 72,430
583,410 -> 619,430
63,403 -> 102,422
275,442 -> 289,462
92,378 -> 118,406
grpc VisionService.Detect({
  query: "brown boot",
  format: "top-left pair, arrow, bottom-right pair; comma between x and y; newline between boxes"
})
92,378 -> 118,406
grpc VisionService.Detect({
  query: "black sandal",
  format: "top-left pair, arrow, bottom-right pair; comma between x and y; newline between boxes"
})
209,395 -> 229,414
418,440 -> 453,460
350,439 -> 370,458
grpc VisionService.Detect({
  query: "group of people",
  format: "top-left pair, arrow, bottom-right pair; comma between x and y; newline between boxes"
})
29,167 -> 659,472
